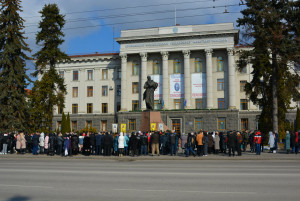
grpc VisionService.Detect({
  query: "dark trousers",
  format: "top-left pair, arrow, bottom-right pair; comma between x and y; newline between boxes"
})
197,145 -> 203,156
243,142 -> 247,152
33,145 -> 38,155
228,146 -> 235,156
95,145 -> 102,155
237,144 -> 242,156
57,144 -> 62,155
104,146 -> 111,156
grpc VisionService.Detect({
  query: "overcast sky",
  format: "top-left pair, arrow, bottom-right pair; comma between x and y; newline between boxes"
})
19,0 -> 245,86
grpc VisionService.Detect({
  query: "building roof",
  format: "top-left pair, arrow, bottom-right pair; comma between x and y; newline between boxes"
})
69,52 -> 119,58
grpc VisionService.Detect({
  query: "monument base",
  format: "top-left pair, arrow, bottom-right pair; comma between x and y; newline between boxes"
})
139,110 -> 169,132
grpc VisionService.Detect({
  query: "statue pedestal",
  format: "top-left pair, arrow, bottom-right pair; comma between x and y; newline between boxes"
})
139,111 -> 169,132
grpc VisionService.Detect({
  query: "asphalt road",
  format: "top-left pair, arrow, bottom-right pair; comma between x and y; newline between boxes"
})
0,158 -> 299,201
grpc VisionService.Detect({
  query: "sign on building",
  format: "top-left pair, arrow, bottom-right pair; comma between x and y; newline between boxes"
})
150,75 -> 162,99
192,73 -> 207,98
112,124 -> 118,133
170,74 -> 184,99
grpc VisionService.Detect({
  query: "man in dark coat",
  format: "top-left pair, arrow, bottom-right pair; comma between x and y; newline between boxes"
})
25,134 -> 32,153
56,133 -> 63,156
48,133 -> 56,156
140,132 -> 148,156
95,133 -> 103,155
90,133 -> 96,155
130,132 -> 138,157
103,132 -> 113,156
169,132 -> 177,156
32,133 -> 39,155
227,131 -> 237,157
71,134 -> 79,155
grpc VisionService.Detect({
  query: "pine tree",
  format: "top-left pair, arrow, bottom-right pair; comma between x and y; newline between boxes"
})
31,4 -> 69,131
66,112 -> 71,133
0,0 -> 31,132
61,112 -> 66,134
237,0 -> 300,139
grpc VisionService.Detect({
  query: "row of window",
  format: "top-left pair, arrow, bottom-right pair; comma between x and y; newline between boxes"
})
72,86 -> 109,98
61,59 -> 248,82
217,80 -> 247,92
57,120 -> 108,132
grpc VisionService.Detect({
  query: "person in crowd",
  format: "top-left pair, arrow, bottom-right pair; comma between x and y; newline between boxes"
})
2,133 -> 8,154
89,132 -> 95,155
169,131 -> 177,156
130,132 -> 138,157
44,133 -> 49,155
32,132 -> 39,155
268,131 -> 275,153
140,132 -> 148,156
290,132 -> 296,153
0,134 -> 3,154
16,133 -> 21,154
83,133 -> 91,156
63,135 -> 69,156
220,132 -> 226,153
78,133 -> 84,153
103,132 -> 113,156
113,133 -> 119,156
136,132 -> 141,155
254,131 -> 262,155
160,132 -> 167,155
242,130 -> 248,152
203,132 -> 208,156
71,133 -> 79,155
118,132 -> 125,157
151,131 -> 160,156
196,131 -> 204,156
295,132 -> 299,154
236,132 -> 243,156
285,131 -> 291,154
39,132 -> 45,154
208,132 -> 214,154
227,131 -> 236,157
9,133 -> 16,154
185,133 -> 196,157
56,133 -> 63,156
26,133 -> 32,153
249,131 -> 255,153
48,133 -> 56,156
124,133 -> 130,156
95,132 -> 102,155
214,132 -> 220,154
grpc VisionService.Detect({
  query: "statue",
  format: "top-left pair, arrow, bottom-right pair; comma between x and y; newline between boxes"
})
143,76 -> 158,110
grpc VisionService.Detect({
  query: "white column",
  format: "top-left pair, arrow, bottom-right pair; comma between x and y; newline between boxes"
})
120,53 -> 127,111
140,52 -> 147,110
227,48 -> 236,109
161,51 -> 169,109
205,49 -> 213,109
183,50 -> 191,109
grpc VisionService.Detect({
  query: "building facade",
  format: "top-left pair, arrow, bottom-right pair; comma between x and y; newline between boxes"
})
50,23 -> 296,133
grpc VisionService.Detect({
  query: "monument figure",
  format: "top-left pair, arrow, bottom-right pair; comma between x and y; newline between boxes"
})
143,76 -> 158,110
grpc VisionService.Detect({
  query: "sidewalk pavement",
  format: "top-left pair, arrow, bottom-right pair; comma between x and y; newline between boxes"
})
1,150 -> 299,161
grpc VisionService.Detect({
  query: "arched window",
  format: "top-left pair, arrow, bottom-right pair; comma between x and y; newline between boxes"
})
132,61 -> 139,75
217,57 -> 224,72
153,60 -> 160,74
195,58 -> 202,73
173,59 -> 181,73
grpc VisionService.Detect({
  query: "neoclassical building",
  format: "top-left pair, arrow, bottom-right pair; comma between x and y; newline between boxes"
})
51,23 -> 296,133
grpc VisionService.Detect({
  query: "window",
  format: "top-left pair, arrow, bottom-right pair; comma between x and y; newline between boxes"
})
217,118 -> 226,130
87,86 -> 93,97
241,118 -> 248,130
72,104 -> 78,114
153,60 -> 160,74
174,99 -> 181,109
218,98 -> 225,109
154,100 -> 161,110
117,85 -> 121,96
195,118 -> 203,131
58,105 -> 63,114
59,71 -> 64,78
240,80 -> 247,92
240,99 -> 248,110
87,103 -> 93,113
217,57 -> 224,72
101,120 -> 107,131
102,69 -> 108,80
195,58 -> 202,73
129,119 -> 136,131
195,98 -> 204,109
72,121 -> 77,131
86,120 -> 92,128
132,82 -> 139,94
217,79 -> 224,91
57,121 -> 61,131
173,59 -> 181,73
132,100 -> 139,111
73,71 -> 78,81
240,66 -> 247,74
102,86 -> 108,96
72,87 -> 78,98
132,61 -> 139,75
87,70 -> 93,80
172,119 -> 181,133
102,103 -> 108,113
117,102 -> 121,112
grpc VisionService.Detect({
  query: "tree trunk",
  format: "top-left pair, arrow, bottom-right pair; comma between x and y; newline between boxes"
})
272,53 -> 278,135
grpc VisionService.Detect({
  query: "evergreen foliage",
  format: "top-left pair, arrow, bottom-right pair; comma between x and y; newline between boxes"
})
30,3 -> 69,131
61,112 -> 66,134
0,0 -> 31,132
237,0 -> 300,140
66,112 -> 71,133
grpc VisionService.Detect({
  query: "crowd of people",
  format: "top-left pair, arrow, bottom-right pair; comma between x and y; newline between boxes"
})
0,130 -> 299,157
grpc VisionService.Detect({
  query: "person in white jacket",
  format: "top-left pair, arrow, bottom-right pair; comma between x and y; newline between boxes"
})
268,131 -> 275,153
39,132 -> 45,154
118,132 -> 125,157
